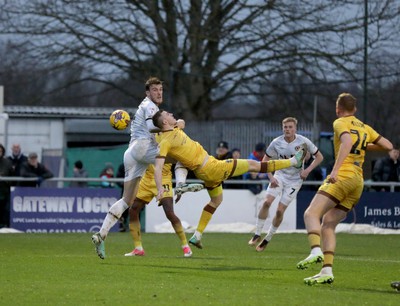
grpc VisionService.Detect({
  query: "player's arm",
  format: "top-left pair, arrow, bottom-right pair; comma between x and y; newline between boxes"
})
301,151 -> 324,180
367,136 -> 393,151
329,132 -> 352,183
155,157 -> 166,201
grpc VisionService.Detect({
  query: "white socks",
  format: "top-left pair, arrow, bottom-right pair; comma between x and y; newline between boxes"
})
194,231 -> 202,240
255,218 -> 266,236
265,225 -> 278,241
311,247 -> 323,255
174,162 -> 188,185
99,198 -> 129,238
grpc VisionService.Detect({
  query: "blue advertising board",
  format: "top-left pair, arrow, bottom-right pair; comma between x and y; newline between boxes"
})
296,191 -> 400,229
10,187 -> 121,233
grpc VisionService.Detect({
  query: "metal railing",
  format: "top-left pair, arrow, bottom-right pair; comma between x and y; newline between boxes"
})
1,177 -> 399,192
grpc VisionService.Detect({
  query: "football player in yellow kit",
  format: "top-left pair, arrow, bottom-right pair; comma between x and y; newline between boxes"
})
297,93 -> 394,285
152,109 -> 307,249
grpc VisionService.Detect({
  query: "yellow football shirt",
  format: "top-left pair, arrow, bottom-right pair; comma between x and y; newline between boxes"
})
333,115 -> 380,172
157,128 -> 208,170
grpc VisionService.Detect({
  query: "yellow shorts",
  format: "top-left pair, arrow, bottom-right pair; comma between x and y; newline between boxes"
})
136,170 -> 173,203
318,169 -> 363,211
193,156 -> 249,197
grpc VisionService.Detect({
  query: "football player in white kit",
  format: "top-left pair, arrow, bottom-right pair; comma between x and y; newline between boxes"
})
91,77 -> 191,259
248,117 -> 324,251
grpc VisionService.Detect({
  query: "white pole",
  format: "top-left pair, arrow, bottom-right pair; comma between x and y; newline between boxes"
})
0,86 -> 3,113
0,86 -> 9,149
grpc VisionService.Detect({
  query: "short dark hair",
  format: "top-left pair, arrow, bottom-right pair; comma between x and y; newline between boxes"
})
152,109 -> 164,128
74,160 -> 83,169
145,77 -> 163,91
255,142 -> 266,152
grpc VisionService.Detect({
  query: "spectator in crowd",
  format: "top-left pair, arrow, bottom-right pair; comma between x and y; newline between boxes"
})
99,163 -> 115,188
19,152 -> 54,187
7,143 -> 28,178
300,151 -> 324,191
225,148 -> 246,189
372,148 -> 400,192
0,144 -> 13,228
70,160 -> 88,188
214,141 -> 232,160
243,142 -> 268,194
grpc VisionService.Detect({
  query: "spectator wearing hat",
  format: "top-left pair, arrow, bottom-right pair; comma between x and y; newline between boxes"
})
70,160 -> 89,188
244,142 -> 268,194
19,152 -> 54,187
215,141 -> 232,160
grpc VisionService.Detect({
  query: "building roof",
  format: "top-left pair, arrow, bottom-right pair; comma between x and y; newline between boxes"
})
3,105 -> 137,119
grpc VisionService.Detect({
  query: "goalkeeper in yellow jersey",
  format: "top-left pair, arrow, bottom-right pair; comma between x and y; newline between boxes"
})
297,93 -> 393,286
152,109 -> 307,249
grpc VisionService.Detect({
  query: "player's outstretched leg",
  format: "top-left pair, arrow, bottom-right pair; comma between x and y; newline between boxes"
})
304,273 -> 334,286
391,281 -> 400,291
91,232 -> 106,259
296,253 -> 324,270
294,143 -> 307,168
175,183 -> 204,203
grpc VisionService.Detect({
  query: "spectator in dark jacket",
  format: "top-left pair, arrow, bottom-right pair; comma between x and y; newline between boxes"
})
19,152 -> 54,187
214,141 -> 233,160
372,149 -> 400,192
0,144 -> 13,227
70,160 -> 88,187
7,143 -> 28,178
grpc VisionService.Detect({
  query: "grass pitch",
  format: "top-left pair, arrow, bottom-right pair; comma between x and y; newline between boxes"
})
0,232 -> 399,305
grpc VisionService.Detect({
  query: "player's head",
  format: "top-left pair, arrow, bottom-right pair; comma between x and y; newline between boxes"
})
145,77 -> 163,105
336,93 -> 357,117
282,117 -> 297,139
152,109 -> 176,129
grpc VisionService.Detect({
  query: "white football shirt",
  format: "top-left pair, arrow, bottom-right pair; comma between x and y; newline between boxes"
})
130,97 -> 159,142
266,134 -> 318,181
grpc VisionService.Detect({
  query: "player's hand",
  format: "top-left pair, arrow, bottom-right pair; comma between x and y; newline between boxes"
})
300,170 -> 309,180
175,119 -> 185,129
328,170 -> 338,183
156,187 -> 165,202
270,177 -> 279,188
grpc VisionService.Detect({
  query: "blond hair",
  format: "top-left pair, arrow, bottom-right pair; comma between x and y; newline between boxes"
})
282,117 -> 298,125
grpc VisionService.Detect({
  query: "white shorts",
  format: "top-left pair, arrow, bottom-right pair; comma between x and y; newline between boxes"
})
265,176 -> 303,206
123,138 -> 159,182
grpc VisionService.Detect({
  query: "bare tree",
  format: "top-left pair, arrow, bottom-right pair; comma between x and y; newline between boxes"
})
0,0 -> 399,121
